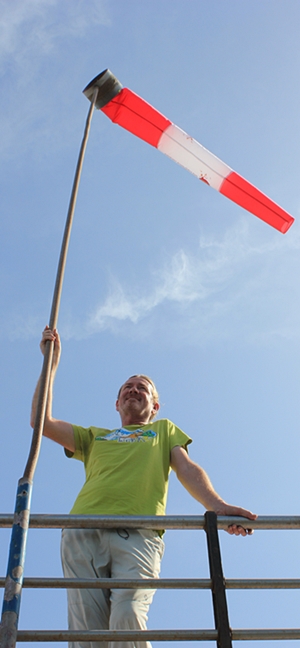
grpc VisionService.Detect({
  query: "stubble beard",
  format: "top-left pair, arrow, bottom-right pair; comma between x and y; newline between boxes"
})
122,397 -> 150,423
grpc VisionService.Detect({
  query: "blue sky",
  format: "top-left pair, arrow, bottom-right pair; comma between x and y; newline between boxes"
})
1,1 -> 300,646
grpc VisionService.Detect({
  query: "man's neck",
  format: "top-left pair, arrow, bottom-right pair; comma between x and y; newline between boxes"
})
120,415 -> 151,427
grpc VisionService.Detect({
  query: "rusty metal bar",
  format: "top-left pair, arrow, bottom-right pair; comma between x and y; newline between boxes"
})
1,513 -> 300,530
205,511 -> 232,648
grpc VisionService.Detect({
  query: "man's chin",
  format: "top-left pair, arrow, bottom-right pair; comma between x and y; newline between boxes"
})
124,401 -> 141,413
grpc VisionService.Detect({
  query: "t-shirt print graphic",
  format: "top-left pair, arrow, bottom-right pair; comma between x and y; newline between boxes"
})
95,428 -> 157,443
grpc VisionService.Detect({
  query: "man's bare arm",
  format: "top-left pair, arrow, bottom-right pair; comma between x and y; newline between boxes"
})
170,445 -> 257,536
30,327 -> 75,453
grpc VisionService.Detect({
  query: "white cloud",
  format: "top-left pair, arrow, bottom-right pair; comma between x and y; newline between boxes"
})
87,250 -> 200,330
86,220 -> 300,345
4,220 -> 300,347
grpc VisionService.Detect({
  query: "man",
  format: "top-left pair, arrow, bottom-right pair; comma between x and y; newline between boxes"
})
31,326 -> 257,648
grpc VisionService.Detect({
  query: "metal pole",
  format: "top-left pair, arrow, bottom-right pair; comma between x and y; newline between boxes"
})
2,513 -> 300,530
24,86 -> 99,482
205,511 -> 232,648
15,629 -> 220,642
13,628 -> 300,642
0,87 -> 99,648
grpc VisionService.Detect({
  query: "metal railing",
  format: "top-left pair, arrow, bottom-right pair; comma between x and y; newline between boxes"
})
1,513 -> 300,644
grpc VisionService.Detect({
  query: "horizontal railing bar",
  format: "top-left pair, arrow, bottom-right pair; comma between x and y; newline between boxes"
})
16,629 -> 217,641
1,514 -> 300,530
226,579 -> 300,590
0,576 -> 300,590
0,514 -> 204,529
15,628 -> 300,642
0,577 -> 212,589
232,629 -> 300,640
218,516 -> 300,530
2,577 -> 299,590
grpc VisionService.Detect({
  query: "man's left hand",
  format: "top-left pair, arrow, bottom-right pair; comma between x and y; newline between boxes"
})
215,503 -> 257,536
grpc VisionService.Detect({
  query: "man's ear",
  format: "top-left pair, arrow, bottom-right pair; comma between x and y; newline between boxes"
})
153,402 -> 160,414
115,399 -> 119,412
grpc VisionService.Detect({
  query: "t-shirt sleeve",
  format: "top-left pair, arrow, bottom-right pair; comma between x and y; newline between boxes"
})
64,425 -> 94,462
168,420 -> 192,452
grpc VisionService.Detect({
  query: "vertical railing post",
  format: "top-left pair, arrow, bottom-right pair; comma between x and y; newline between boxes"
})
205,511 -> 232,648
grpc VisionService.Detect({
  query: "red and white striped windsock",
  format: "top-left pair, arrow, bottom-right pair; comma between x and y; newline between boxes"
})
83,70 -> 294,234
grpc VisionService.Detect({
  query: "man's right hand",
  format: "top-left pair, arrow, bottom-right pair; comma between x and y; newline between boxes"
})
31,326 -> 75,452
40,326 -> 61,371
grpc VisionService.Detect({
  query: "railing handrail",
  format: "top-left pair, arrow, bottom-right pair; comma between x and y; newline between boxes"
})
13,628 -> 300,642
2,512 -> 299,644
1,513 -> 300,529
1,577 -> 300,590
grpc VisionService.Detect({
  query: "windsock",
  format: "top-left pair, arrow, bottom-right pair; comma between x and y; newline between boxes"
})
83,70 -> 294,234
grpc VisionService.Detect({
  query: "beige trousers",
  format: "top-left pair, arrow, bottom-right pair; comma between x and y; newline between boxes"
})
61,528 -> 164,648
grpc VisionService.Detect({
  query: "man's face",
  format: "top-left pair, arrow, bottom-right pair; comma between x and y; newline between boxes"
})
116,376 -> 159,424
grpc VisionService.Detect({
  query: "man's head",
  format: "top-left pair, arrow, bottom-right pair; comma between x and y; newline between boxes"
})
116,375 -> 160,426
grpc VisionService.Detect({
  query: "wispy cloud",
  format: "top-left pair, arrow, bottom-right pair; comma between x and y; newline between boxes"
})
88,249 -> 202,330
85,220 -> 300,346
4,220 -> 300,347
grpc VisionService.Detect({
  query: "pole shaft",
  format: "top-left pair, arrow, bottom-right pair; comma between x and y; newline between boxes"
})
23,86 -> 98,482
0,87 -> 99,648
0,479 -> 32,647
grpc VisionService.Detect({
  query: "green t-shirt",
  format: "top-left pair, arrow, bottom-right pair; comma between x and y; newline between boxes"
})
67,418 -> 192,517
